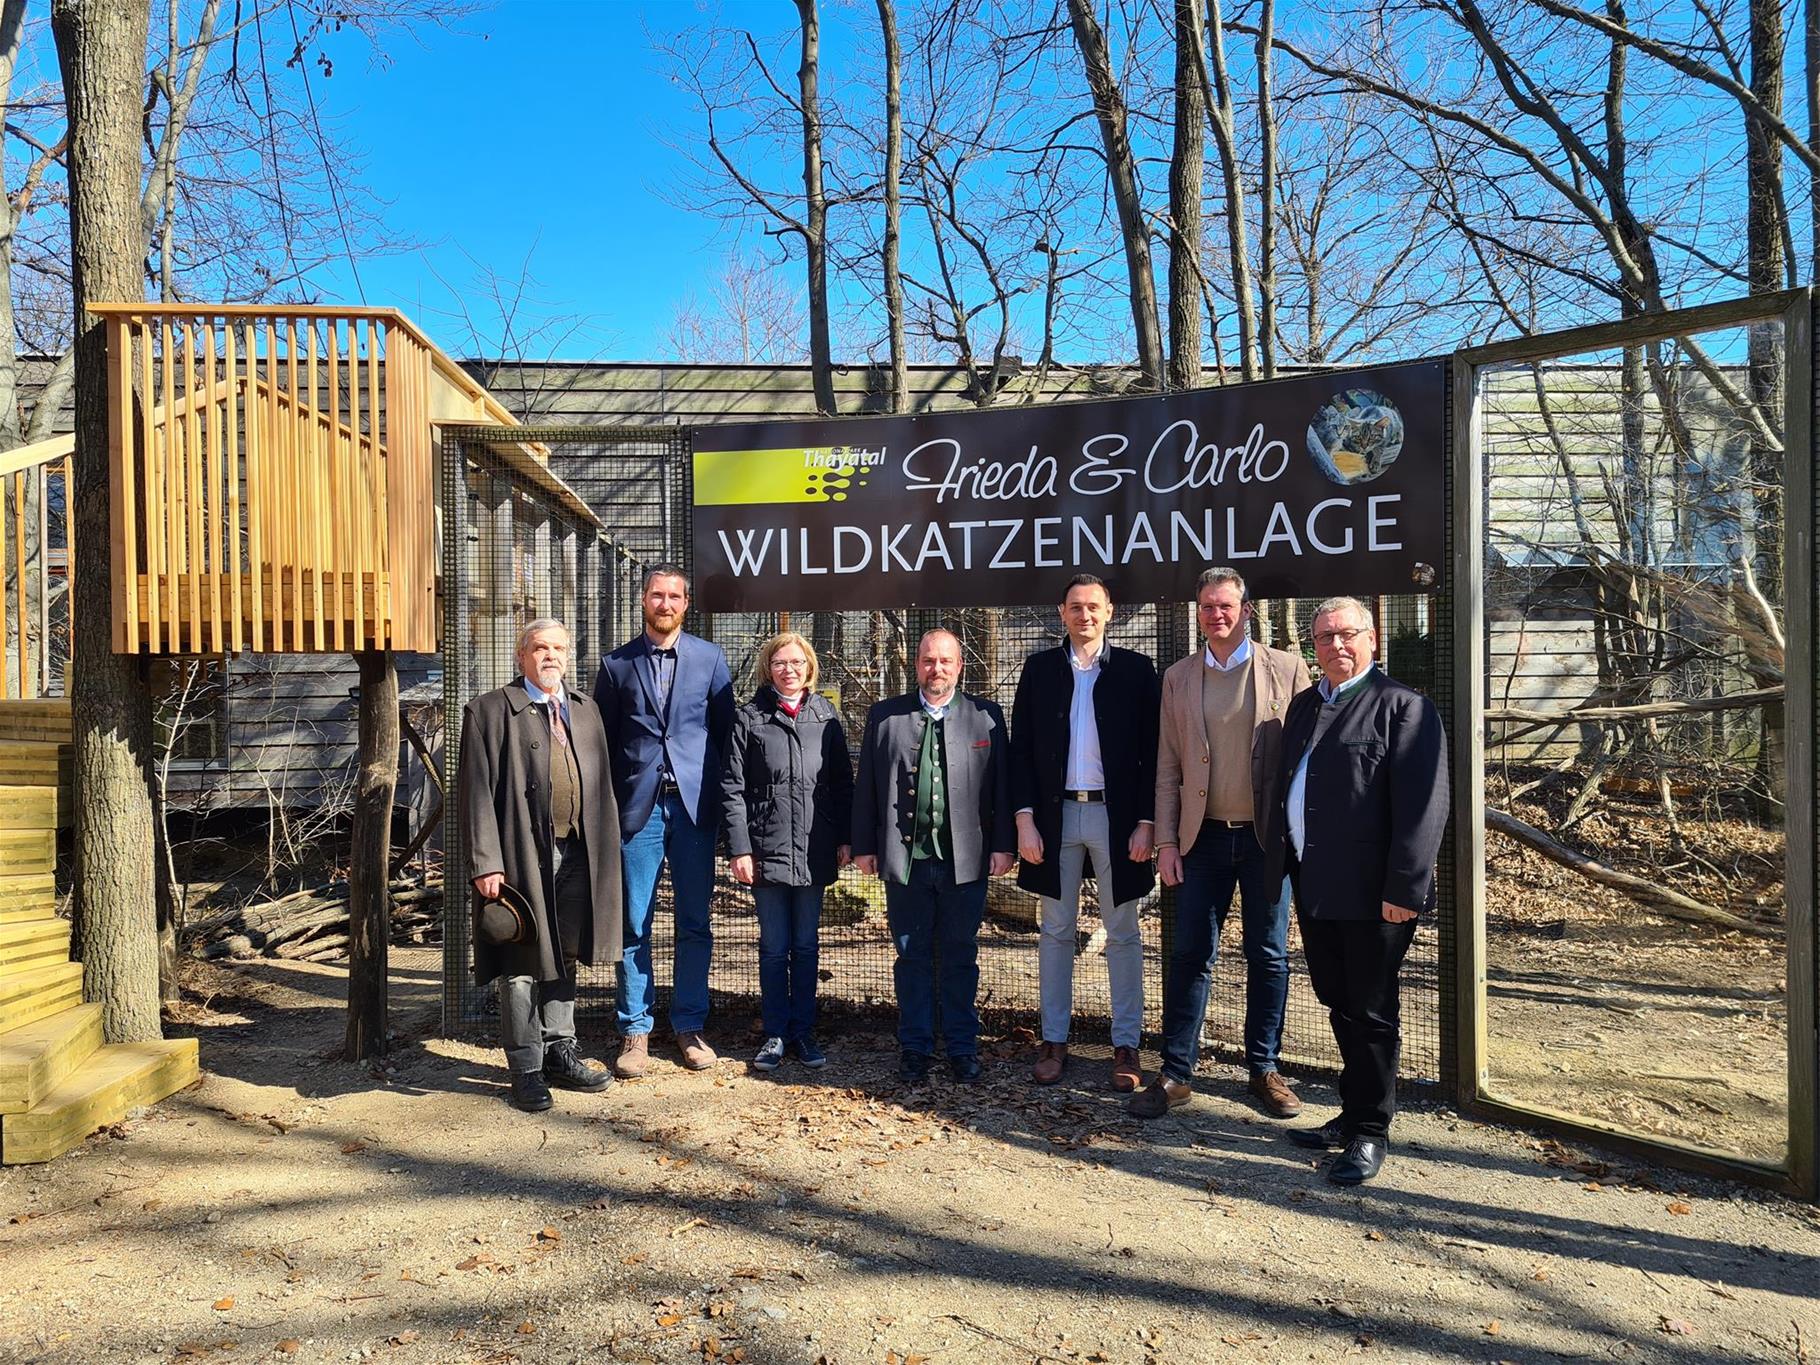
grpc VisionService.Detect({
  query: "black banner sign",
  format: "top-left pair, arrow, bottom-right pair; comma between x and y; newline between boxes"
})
691,358 -> 1445,610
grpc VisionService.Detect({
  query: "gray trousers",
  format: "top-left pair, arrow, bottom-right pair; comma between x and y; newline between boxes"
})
1038,801 -> 1144,1048
499,835 -> 586,1075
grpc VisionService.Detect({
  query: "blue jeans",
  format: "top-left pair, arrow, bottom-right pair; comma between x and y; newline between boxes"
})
753,883 -> 823,1041
618,791 -> 718,1035
1158,823 -> 1291,1084
884,857 -> 986,1057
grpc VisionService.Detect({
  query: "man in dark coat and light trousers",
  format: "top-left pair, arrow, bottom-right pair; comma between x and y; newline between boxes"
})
1280,595 -> 1448,1185
1010,573 -> 1159,1093
459,618 -> 624,1113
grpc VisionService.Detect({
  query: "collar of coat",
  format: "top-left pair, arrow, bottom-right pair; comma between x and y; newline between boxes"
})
753,685 -> 834,722
506,678 -> 584,715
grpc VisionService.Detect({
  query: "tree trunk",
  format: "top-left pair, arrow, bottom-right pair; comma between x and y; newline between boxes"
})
877,0 -> 907,417
52,0 -> 162,1044
794,0 -> 836,417
1066,0 -> 1165,391
345,650 -> 399,1060
1748,0 -> 1787,809
1254,0 -> 1278,378
1166,0 -> 1205,392
1204,0 -> 1258,381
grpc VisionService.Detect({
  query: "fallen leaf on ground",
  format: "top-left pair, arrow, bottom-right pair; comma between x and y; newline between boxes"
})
1660,1317 -> 1694,1336
276,1343 -> 299,1355
1483,1320 -> 1501,1336
1667,1201 -> 1692,1215
388,1331 -> 419,1346
340,1142 -> 365,1155
537,1225 -> 562,1242
211,1297 -> 234,1312
517,1320 -> 536,1335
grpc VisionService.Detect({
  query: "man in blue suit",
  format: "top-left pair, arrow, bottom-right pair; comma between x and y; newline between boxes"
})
594,564 -> 735,1076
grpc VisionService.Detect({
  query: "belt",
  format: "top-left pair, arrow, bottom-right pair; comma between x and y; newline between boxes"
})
1063,789 -> 1105,803
1204,817 -> 1252,829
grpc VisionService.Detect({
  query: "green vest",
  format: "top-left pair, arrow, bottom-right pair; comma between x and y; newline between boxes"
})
911,714 -> 951,861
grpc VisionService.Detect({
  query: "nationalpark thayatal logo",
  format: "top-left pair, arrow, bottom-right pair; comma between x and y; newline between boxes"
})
695,445 -> 886,505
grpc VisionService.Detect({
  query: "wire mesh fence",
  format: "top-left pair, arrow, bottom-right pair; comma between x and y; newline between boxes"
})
440,426 -> 1447,1091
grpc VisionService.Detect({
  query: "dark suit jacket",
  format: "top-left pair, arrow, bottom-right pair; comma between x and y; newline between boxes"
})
1009,642 -> 1159,905
851,691 -> 1015,886
1279,669 -> 1449,920
592,631 -> 734,836
458,681 -> 624,983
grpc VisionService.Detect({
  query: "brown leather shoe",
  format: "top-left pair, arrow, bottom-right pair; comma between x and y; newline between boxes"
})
614,1032 -> 649,1079
1127,1076 -> 1191,1119
1111,1046 -> 1142,1093
1250,1070 -> 1303,1118
677,1030 -> 718,1071
1032,1041 -> 1067,1085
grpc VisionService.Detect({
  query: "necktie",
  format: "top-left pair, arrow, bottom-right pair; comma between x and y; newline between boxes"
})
548,701 -> 569,750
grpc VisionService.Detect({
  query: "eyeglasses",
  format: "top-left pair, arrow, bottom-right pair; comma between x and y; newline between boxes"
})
1312,627 -> 1369,648
771,659 -> 808,672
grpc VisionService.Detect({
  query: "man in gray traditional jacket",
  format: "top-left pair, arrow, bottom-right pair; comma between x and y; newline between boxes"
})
460,618 -> 624,1112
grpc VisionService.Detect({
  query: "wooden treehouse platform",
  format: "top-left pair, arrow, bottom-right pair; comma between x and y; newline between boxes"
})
0,699 -> 198,1164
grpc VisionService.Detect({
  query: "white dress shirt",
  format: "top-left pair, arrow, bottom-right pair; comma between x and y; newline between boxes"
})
521,674 -> 570,729
1203,635 -> 1253,672
1064,640 -> 1107,791
1286,666 -> 1375,858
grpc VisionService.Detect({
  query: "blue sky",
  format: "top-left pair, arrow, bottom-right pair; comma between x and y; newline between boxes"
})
311,2 -> 759,361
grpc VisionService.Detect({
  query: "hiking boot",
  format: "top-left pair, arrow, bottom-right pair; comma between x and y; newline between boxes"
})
508,1070 -> 553,1113
614,1032 -> 650,1079
1111,1046 -> 1143,1093
544,1041 -> 610,1092
677,1030 -> 719,1070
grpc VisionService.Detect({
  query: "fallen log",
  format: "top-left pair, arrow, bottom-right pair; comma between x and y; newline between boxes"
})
1485,809 -> 1776,939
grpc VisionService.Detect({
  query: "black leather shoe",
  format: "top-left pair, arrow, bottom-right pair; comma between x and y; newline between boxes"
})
508,1070 -> 553,1112
948,1054 -> 982,1084
544,1041 -> 611,1092
898,1051 -> 933,1083
1328,1137 -> 1387,1185
1287,1116 -> 1350,1150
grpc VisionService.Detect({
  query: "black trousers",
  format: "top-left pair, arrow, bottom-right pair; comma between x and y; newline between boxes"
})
1298,913 -> 1417,1140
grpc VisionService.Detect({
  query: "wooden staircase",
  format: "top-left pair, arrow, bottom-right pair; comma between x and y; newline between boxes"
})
0,699 -> 198,1163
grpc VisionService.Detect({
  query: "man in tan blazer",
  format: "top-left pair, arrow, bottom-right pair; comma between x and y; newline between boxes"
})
1130,567 -> 1312,1120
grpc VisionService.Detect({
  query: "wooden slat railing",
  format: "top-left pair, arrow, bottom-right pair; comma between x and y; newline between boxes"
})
0,436 -> 72,699
97,306 -> 441,654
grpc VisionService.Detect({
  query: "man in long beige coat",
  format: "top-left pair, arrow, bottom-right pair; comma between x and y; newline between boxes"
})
1131,568 -> 1311,1120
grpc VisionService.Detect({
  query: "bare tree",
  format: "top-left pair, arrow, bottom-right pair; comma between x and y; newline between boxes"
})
1065,0 -> 1163,390
52,0 -> 161,1043
1165,0 -> 1205,391
877,0 -> 907,414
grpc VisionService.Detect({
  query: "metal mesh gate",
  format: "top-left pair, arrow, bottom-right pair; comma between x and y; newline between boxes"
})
440,426 -> 1443,1090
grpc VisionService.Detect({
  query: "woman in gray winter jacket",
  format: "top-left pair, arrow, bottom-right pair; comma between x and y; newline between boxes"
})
721,632 -> 854,1072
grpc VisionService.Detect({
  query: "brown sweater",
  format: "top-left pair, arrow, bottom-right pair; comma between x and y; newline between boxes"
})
1200,658 -> 1255,822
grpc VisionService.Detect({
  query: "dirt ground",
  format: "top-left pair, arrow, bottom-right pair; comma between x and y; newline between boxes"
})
1482,789 -> 1790,1167
2,949 -> 1817,1365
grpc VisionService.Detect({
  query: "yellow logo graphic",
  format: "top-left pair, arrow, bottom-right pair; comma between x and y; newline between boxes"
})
694,446 -> 882,506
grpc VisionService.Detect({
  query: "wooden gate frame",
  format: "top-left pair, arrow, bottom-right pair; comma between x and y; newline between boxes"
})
1448,289 -> 1817,1200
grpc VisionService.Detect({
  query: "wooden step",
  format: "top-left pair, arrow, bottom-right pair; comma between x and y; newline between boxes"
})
0,873 -> 55,924
0,1037 -> 198,1164
0,1002 -> 102,1114
0,742 -> 69,804
0,826 -> 54,877
0,961 -> 82,1034
0,916 -> 69,972
0,700 -> 71,745
0,785 -> 57,832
